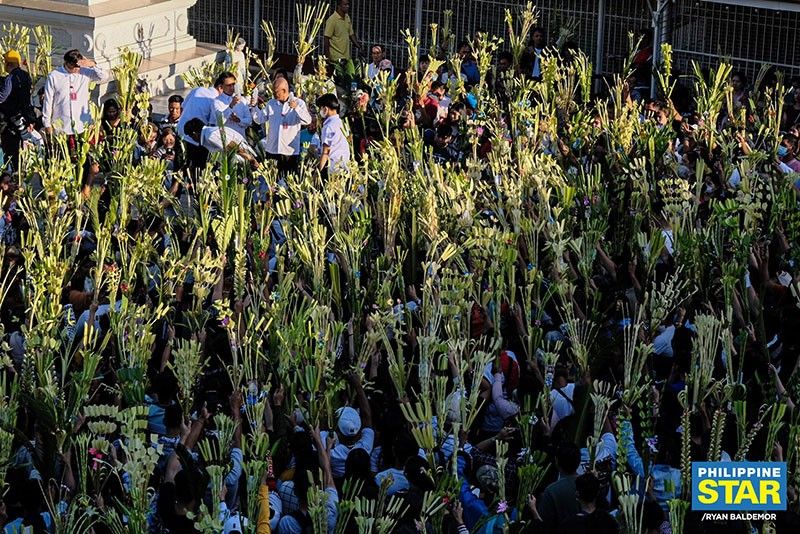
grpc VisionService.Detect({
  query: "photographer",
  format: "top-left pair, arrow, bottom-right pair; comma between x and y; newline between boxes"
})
0,50 -> 34,169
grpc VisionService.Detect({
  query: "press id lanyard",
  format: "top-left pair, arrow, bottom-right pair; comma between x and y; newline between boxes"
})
69,74 -> 78,101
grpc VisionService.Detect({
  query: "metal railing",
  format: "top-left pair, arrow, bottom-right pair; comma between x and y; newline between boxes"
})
188,0 -> 799,82
670,0 -> 800,79
189,0 -> 650,71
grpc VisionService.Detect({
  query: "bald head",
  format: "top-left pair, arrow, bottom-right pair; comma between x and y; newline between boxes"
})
273,77 -> 289,102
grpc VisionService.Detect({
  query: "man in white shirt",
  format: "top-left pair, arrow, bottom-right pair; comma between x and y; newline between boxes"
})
213,71 -> 252,138
251,77 -> 311,175
549,367 -> 575,429
183,118 -> 257,168
176,86 -> 217,141
315,93 -> 350,175
176,84 -> 218,169
42,49 -> 105,136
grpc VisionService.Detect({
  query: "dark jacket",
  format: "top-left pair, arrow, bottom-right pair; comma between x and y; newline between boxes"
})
0,67 -> 34,124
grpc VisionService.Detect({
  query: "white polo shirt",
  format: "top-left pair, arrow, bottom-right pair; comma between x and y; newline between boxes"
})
319,427 -> 375,478
214,92 -> 252,137
177,86 -> 218,143
320,114 -> 350,171
199,125 -> 253,154
42,65 -> 106,134
252,94 -> 312,156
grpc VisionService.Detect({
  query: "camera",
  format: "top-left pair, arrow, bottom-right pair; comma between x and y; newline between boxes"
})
9,114 -> 31,141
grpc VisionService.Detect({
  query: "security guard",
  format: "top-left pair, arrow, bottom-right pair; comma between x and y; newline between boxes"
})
0,50 -> 34,169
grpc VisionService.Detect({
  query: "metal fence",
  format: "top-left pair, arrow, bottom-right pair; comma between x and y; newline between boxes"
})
189,0 -> 650,73
188,1 -> 799,81
670,0 -> 800,80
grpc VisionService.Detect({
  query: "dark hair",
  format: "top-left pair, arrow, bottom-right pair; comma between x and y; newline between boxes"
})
436,124 -> 452,139
344,448 -> 373,481
152,370 -> 178,403
315,93 -> 340,112
184,118 -> 205,138
575,472 -> 601,503
371,44 -> 384,53
64,49 -> 83,67
404,455 -> 435,491
555,441 -> 581,474
164,402 -> 183,430
431,80 -> 444,92
498,51 -> 513,63
167,94 -> 184,104
213,71 -> 236,88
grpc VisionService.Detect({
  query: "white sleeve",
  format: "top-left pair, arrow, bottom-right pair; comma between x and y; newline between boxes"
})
294,100 -> 312,126
252,104 -> 270,125
214,98 -> 235,122
236,102 -> 252,128
42,74 -> 55,128
80,66 -> 105,82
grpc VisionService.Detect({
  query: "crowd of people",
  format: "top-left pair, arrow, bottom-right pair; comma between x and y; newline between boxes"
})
0,1 -> 799,534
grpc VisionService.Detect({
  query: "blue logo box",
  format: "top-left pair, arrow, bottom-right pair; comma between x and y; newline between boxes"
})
692,462 -> 787,511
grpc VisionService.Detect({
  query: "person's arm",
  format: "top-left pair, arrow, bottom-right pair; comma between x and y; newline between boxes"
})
593,241 -> 616,281
323,17 -> 334,58
349,25 -> 361,51
60,450 -> 76,495
230,391 -> 243,450
472,427 -> 513,453
311,427 -> 336,489
293,98 -> 312,126
215,97 -> 236,123
182,407 -> 210,449
771,364 -> 796,411
348,371 -> 372,428
251,103 -> 268,125
159,324 -> 175,373
319,143 -> 331,170
79,58 -> 105,82
263,391 -> 274,434
491,372 -> 519,419
620,417 -> 646,478
0,76 -> 13,104
42,73 -> 55,134
237,101 -> 253,128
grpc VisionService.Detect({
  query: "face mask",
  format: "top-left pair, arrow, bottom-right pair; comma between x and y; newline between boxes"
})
778,146 -> 790,158
319,108 -> 327,119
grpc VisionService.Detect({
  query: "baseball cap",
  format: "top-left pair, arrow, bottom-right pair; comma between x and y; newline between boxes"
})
336,406 -> 362,437
379,59 -> 393,71
223,514 -> 244,534
4,50 -> 20,65
476,464 -> 499,494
